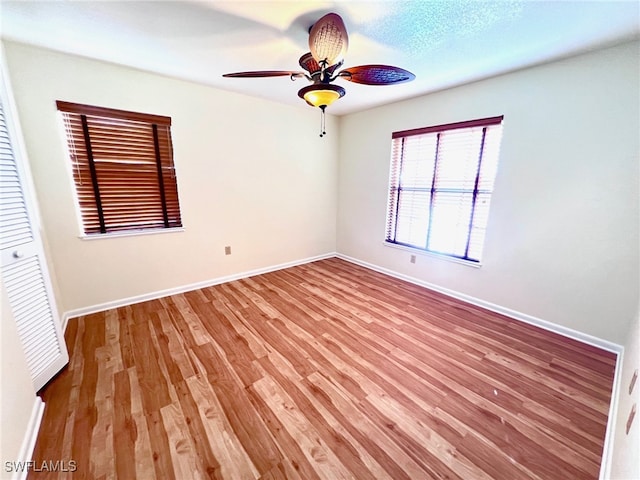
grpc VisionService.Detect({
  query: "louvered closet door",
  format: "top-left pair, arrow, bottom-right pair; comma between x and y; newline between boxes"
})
0,88 -> 68,391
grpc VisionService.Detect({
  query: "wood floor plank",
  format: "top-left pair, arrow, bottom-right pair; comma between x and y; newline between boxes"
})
161,401 -> 206,480
71,313 -> 104,478
191,342 -> 283,476
126,367 -> 157,480
304,372 -> 427,480
172,379 -> 223,479
113,369 -> 136,480
115,307 -> 134,368
184,374 -> 258,479
251,375 -> 354,480
91,348 -> 115,479
30,258 -> 616,479
145,409 -> 175,480
257,356 -> 393,480
130,319 -> 173,413
390,338 -> 607,456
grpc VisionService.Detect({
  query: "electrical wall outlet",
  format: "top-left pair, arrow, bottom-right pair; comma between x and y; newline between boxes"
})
410,255 -> 416,264
224,246 -> 231,255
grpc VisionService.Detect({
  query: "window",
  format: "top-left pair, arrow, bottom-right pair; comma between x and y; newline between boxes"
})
385,116 -> 504,263
57,101 -> 182,235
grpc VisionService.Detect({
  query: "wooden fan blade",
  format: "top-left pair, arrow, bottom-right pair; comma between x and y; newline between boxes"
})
299,53 -> 320,74
299,52 -> 342,76
223,71 -> 304,78
338,65 -> 415,85
309,13 -> 348,67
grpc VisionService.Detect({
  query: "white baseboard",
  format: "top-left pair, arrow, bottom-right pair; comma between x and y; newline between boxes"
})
61,252 -> 336,329
600,347 -> 624,480
12,397 -> 45,480
336,253 -> 623,354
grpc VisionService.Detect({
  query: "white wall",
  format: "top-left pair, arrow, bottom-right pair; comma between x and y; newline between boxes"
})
610,305 -> 640,479
2,41 -> 338,314
337,40 -> 639,345
0,279 -> 37,470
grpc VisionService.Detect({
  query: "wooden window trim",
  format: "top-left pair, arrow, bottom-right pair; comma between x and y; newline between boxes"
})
392,115 -> 503,139
56,101 -> 171,126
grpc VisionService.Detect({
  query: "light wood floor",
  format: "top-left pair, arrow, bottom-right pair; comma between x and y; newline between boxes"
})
31,258 -> 616,479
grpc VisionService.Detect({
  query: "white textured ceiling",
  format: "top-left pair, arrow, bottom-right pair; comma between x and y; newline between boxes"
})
1,0 -> 638,116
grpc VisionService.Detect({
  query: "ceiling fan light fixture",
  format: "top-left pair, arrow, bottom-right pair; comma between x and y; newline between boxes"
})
222,12 -> 415,137
298,83 -> 346,108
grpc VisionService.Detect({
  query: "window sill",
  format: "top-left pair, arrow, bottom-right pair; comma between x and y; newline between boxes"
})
79,227 -> 185,240
383,241 -> 482,268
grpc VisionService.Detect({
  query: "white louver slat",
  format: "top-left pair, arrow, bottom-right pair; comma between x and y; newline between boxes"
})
3,257 -> 61,380
0,107 -> 33,250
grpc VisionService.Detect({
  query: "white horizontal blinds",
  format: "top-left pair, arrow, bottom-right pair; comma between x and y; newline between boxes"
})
385,138 -> 403,242
387,116 -> 503,262
3,256 -> 62,380
386,134 -> 437,247
429,127 -> 484,257
57,101 -> 182,235
0,105 -> 34,249
466,124 -> 503,261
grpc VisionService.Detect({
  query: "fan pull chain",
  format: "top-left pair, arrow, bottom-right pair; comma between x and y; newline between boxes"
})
319,105 -> 327,138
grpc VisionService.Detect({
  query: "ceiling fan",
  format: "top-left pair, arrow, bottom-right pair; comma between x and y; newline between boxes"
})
223,12 -> 415,136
